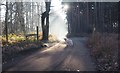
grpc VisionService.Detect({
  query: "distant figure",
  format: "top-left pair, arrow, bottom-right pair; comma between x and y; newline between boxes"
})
64,38 -> 73,47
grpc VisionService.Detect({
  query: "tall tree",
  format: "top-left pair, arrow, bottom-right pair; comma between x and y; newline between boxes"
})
41,1 -> 51,40
5,2 -> 8,42
66,2 -> 118,37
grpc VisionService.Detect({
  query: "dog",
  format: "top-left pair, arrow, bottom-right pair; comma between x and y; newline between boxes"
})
64,38 -> 73,47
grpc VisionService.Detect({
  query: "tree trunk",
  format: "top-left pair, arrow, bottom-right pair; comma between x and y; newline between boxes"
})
41,12 -> 46,40
5,2 -> 8,42
41,2 -> 51,41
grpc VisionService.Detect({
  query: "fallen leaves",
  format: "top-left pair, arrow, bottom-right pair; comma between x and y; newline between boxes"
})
87,32 -> 119,71
2,41 -> 43,63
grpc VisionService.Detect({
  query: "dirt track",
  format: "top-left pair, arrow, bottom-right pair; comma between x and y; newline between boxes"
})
3,37 -> 96,71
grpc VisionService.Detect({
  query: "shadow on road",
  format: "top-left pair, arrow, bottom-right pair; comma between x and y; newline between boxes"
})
3,37 -> 96,71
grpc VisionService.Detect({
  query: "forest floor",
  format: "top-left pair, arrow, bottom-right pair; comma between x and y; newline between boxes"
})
2,37 -> 96,71
87,33 -> 119,71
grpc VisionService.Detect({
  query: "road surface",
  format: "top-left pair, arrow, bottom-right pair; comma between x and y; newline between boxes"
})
3,37 -> 96,71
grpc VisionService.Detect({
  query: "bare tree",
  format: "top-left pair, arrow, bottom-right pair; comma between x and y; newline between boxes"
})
41,1 -> 51,40
5,2 -> 8,42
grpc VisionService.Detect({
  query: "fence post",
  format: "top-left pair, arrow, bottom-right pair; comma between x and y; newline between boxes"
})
36,26 -> 39,41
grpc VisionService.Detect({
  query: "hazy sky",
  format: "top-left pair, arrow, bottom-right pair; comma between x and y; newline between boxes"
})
50,0 -> 68,40
0,1 -> 6,21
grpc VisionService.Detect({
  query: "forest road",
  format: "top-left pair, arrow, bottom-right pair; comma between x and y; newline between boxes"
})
3,37 -> 96,71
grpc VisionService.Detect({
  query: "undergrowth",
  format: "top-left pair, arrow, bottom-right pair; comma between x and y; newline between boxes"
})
87,32 -> 119,71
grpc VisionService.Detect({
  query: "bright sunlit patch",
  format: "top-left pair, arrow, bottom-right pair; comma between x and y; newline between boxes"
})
41,43 -> 59,53
51,0 -> 62,11
63,5 -> 69,10
58,37 -> 65,42
49,0 -> 68,41
41,43 -> 66,53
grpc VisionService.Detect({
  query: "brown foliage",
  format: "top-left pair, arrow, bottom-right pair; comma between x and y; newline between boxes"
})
87,32 -> 119,71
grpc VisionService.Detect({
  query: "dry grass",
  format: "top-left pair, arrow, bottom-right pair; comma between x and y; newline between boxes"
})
48,34 -> 57,42
1,32 -> 58,46
2,32 -> 58,62
1,34 -> 26,46
87,32 -> 119,71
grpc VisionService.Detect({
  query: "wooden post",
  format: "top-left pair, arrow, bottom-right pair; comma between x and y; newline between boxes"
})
36,26 -> 39,41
